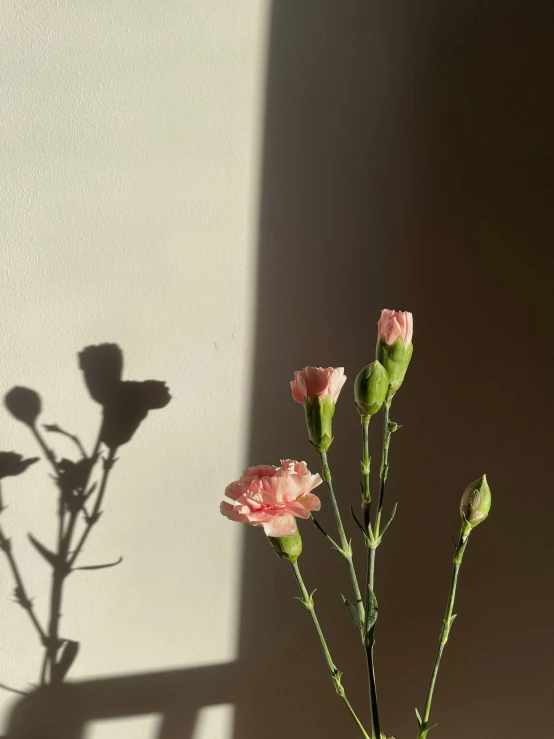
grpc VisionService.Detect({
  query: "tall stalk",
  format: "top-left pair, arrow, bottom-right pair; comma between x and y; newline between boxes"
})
319,451 -> 365,627
416,529 -> 470,739
362,397 -> 396,739
361,415 -> 379,739
291,560 -> 371,739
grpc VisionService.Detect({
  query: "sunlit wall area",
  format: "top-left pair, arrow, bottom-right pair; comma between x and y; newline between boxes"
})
0,2 -> 269,735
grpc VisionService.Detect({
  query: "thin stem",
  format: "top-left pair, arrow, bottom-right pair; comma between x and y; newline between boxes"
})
319,452 -> 365,626
364,398 -> 394,737
0,681 -> 27,697
319,452 -> 349,549
45,524 -> 71,683
30,425 -> 59,476
417,529 -> 470,739
44,430 -> 104,683
361,416 -> 380,739
291,561 -> 371,739
42,424 -> 89,459
71,435 -> 88,459
90,432 -> 102,466
375,400 -> 392,538
39,652 -> 48,686
0,510 -> 46,643
68,446 -> 116,569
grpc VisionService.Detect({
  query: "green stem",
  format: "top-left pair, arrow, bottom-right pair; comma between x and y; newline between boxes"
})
291,561 -> 371,739
375,400 -> 392,538
416,529 -> 470,739
361,416 -> 380,739
364,398 -> 394,737
319,451 -> 365,626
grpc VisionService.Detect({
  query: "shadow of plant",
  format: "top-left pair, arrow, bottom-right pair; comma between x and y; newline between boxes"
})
0,344 -> 170,690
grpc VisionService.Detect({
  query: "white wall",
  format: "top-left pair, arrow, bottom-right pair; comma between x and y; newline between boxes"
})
0,2 -> 269,736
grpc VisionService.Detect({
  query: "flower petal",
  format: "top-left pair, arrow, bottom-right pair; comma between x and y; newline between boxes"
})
224,480 -> 247,500
286,493 -> 321,518
290,379 -> 304,404
303,472 -> 323,494
262,513 -> 297,537
241,464 -> 276,480
220,501 -> 249,523
304,367 -> 332,396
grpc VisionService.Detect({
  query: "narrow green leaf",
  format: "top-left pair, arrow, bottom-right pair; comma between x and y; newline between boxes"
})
341,594 -> 361,628
365,586 -> 378,633
379,501 -> 398,538
350,506 -> 366,536
415,707 -> 422,726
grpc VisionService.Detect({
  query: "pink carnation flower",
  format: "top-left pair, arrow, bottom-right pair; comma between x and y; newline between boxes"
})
220,460 -> 322,537
290,367 -> 346,404
377,309 -> 413,346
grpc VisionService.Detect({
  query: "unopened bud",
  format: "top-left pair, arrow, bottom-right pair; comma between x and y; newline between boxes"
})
376,310 -> 413,396
376,338 -> 413,397
303,396 -> 335,453
291,367 -> 346,454
354,361 -> 389,417
267,527 -> 303,563
460,474 -> 491,534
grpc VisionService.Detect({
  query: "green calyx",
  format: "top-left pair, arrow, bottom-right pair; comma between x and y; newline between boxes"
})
460,474 -> 491,533
376,337 -> 413,397
267,527 -> 303,563
354,361 -> 389,417
303,396 -> 335,453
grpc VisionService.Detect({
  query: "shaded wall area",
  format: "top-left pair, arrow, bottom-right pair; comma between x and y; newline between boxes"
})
236,2 -> 553,738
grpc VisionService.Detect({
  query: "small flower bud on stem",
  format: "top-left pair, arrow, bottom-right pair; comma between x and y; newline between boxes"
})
417,477 -> 491,739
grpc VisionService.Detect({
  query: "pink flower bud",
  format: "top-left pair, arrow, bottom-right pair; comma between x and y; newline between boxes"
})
290,367 -> 346,404
290,367 -> 346,453
377,309 -> 413,347
220,460 -> 322,538
376,310 -> 414,397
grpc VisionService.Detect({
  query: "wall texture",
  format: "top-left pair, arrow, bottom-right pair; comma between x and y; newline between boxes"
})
1,2 -> 268,737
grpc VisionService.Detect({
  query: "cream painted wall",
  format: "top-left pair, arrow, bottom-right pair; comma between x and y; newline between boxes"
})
0,2 -> 269,736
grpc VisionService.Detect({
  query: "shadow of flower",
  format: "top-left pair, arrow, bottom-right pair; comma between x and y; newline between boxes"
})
79,344 -> 171,449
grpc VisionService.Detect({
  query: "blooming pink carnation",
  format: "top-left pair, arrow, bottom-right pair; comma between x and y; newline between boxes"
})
290,367 -> 346,404
220,460 -> 322,537
377,309 -> 413,346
